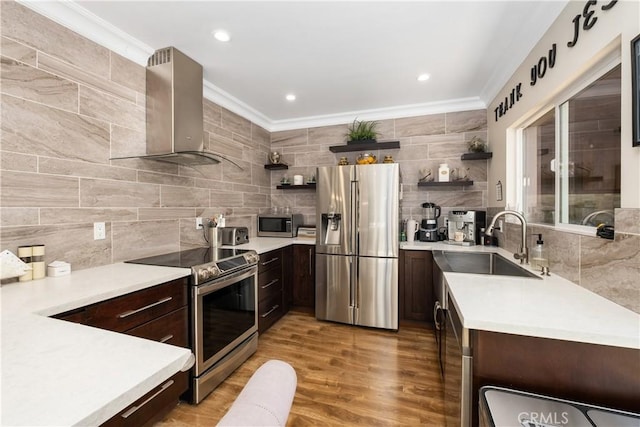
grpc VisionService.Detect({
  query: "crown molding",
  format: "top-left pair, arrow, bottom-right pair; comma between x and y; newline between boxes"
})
267,97 -> 486,132
17,0 -> 154,65
202,81 -> 273,131
18,1 -> 487,133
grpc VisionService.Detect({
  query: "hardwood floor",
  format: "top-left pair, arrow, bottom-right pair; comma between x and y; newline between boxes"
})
157,310 -> 444,426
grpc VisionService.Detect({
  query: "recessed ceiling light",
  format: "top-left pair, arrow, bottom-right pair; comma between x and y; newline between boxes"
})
213,30 -> 231,42
417,73 -> 430,82
286,94 -> 296,101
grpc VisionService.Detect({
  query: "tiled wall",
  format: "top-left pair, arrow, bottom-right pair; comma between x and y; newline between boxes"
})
1,1 -> 488,275
490,208 -> 640,314
0,1 -> 270,272
270,110 -> 489,227
2,3 -> 634,316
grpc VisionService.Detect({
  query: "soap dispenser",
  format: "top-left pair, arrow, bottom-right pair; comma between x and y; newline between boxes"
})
530,234 -> 549,271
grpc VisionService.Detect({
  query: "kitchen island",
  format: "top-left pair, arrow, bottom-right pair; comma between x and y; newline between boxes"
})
1,263 -> 193,426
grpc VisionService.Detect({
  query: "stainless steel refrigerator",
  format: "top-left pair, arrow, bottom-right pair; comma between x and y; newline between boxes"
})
315,163 -> 399,330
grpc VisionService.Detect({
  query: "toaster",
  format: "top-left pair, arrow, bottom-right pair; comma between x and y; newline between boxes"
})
219,227 -> 249,246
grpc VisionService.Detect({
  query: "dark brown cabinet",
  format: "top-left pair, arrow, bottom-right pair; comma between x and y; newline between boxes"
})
52,278 -> 190,426
471,331 -> 640,426
258,248 -> 286,333
84,279 -> 187,334
101,370 -> 188,427
293,245 -> 315,308
282,245 -> 294,312
399,250 -> 434,322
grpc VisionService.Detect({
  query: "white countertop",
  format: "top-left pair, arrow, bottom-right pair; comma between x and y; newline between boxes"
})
404,242 -> 639,350
1,263 -> 194,426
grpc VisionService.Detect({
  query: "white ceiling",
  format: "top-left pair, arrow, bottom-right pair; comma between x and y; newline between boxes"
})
22,1 -> 568,131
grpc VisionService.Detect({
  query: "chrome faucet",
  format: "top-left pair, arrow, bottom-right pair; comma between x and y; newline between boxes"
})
486,210 -> 529,264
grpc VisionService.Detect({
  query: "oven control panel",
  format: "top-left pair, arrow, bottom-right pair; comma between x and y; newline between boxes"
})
194,250 -> 258,284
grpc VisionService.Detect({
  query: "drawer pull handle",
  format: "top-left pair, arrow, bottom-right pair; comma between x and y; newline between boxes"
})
117,296 -> 173,319
261,279 -> 279,289
159,334 -> 174,343
121,379 -> 174,419
261,304 -> 280,318
261,257 -> 279,266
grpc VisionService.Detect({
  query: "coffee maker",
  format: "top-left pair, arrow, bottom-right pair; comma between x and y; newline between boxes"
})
446,210 -> 486,245
419,202 -> 441,242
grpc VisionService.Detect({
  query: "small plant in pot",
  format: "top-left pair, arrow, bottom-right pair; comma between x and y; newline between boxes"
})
346,119 -> 379,144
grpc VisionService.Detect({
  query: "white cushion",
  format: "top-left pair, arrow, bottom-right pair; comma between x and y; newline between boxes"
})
217,360 -> 297,427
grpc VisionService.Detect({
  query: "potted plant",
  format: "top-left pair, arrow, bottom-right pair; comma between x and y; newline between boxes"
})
346,119 -> 378,144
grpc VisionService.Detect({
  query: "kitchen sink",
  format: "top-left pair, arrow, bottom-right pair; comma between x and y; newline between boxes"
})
434,251 -> 541,279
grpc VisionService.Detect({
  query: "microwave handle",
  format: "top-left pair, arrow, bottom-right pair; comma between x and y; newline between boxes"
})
285,219 -> 292,232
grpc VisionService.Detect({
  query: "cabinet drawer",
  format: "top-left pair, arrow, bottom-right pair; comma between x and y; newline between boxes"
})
258,267 -> 282,302
101,370 -> 188,427
86,278 -> 187,333
258,249 -> 282,274
126,307 -> 188,348
258,292 -> 283,334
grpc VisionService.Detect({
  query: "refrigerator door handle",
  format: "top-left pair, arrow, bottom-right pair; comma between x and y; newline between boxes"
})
350,180 -> 358,255
353,257 -> 360,324
349,257 -> 356,323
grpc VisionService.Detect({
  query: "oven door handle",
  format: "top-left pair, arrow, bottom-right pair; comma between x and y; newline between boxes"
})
196,266 -> 257,296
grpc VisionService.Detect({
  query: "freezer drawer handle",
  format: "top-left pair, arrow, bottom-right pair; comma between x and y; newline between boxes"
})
261,279 -> 279,289
261,257 -> 279,266
121,379 -> 174,419
261,304 -> 280,318
159,334 -> 174,343
117,296 -> 173,319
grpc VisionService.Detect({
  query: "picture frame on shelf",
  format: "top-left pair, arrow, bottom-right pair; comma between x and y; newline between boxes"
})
632,33 -> 640,147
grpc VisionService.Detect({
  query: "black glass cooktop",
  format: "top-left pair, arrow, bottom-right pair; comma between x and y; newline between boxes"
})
125,247 -> 250,269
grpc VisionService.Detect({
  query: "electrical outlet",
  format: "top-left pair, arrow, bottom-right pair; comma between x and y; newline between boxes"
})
94,222 -> 106,240
196,217 -> 203,229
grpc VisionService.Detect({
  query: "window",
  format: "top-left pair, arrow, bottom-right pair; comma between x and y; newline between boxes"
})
522,109 -> 556,225
519,64 -> 621,229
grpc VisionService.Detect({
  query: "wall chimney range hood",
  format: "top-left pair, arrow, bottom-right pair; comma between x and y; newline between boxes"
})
112,47 -> 239,168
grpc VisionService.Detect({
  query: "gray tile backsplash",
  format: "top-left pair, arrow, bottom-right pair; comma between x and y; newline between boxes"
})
490,208 -> 640,314
0,2 -> 270,273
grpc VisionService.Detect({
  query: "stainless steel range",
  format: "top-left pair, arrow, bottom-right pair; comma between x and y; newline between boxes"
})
127,247 -> 259,403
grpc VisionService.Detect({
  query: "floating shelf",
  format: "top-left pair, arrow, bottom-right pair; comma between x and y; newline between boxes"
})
264,163 -> 288,170
277,183 -> 316,190
461,152 -> 492,160
329,140 -> 400,153
418,180 -> 474,187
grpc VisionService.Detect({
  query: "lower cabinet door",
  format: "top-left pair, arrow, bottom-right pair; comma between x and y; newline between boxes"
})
101,370 -> 188,427
258,292 -> 284,334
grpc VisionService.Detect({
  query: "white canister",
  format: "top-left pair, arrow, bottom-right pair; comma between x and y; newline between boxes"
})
406,219 -> 419,242
293,174 -> 304,185
438,163 -> 450,182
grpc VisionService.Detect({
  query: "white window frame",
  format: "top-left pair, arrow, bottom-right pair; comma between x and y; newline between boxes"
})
510,50 -> 621,235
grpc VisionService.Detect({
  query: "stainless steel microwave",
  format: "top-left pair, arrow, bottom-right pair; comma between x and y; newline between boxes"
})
258,213 -> 303,237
